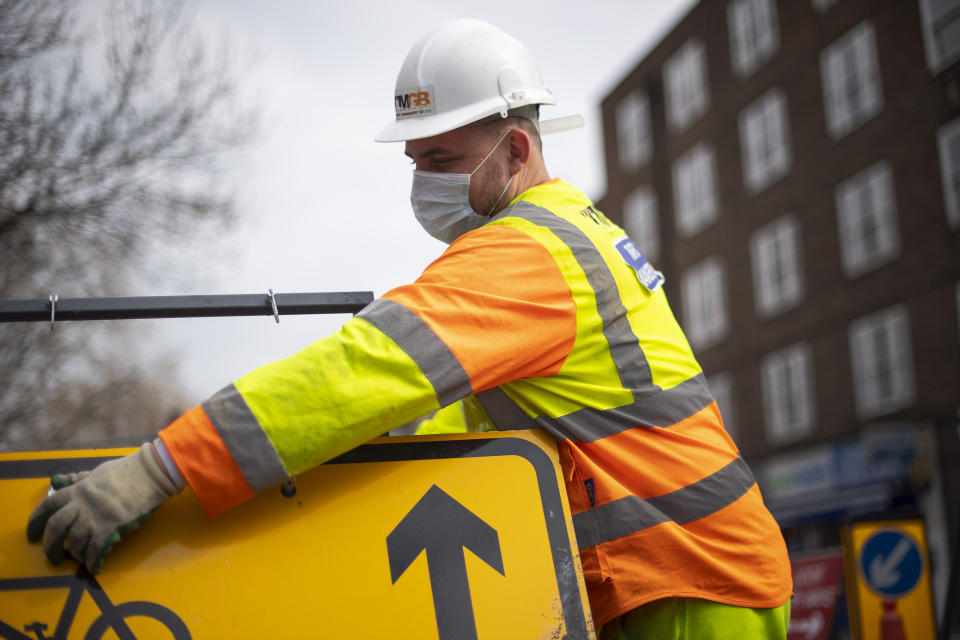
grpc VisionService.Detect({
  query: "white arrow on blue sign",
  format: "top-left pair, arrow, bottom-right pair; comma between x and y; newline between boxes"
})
858,528 -> 923,599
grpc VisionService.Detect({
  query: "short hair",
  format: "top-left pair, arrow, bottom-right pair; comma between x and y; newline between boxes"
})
472,105 -> 543,152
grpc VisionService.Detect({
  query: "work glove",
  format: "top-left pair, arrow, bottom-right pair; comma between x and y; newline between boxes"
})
26,442 -> 179,574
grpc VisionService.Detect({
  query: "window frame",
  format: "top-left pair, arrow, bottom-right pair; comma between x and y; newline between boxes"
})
917,0 -> 960,73
707,371 -> 737,441
760,342 -> 815,445
623,185 -> 661,263
664,38 -> 710,133
812,0 -> 838,12
848,305 -> 915,419
819,21 -> 883,139
727,0 -> 780,78
835,160 -> 900,278
937,116 -> 960,230
615,89 -> 653,173
738,87 -> 792,193
672,142 -> 719,238
750,214 -> 804,318
681,255 -> 729,350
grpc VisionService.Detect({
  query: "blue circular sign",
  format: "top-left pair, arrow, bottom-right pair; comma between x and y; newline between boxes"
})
858,528 -> 923,599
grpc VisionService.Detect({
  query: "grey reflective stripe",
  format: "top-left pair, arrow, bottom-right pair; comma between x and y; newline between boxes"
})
552,374 -> 714,442
504,202 -> 654,395
202,383 -> 289,492
572,456 -> 757,549
479,203 -> 716,441
358,298 -> 473,406
477,375 -> 716,443
475,387 -> 539,430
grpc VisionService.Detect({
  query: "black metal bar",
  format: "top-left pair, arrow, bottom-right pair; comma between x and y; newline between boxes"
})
0,291 -> 374,323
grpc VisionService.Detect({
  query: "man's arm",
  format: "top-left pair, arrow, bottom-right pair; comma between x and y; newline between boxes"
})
26,223 -> 577,572
159,223 -> 577,518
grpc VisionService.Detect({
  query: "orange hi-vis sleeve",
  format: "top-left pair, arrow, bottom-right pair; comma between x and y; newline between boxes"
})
383,224 -> 577,393
159,405 -> 254,517
155,217 -> 578,516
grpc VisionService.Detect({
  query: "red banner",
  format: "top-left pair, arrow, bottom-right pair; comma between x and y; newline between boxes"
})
787,549 -> 844,640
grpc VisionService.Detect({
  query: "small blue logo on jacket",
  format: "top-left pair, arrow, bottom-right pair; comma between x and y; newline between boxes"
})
613,235 -> 664,292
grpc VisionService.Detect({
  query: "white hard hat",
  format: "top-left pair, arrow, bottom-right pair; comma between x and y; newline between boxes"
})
375,19 -> 560,143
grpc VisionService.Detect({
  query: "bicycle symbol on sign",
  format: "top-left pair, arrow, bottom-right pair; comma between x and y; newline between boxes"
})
0,565 -> 190,640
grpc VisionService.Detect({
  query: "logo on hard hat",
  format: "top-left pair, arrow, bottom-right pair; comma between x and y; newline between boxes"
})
395,86 -> 435,120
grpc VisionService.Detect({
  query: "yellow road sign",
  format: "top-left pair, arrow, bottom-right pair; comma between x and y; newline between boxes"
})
0,431 -> 595,639
843,518 -> 936,640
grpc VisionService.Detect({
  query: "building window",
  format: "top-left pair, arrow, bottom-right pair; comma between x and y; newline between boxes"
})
623,186 -> 660,262
672,142 -> 718,237
707,371 -> 737,441
615,90 -> 652,172
937,116 -> 960,230
750,214 -> 804,318
820,21 -> 883,139
727,0 -> 780,78
681,256 -> 728,350
835,161 -> 900,278
918,0 -> 960,72
761,343 -> 815,445
664,38 -> 710,132
849,305 -> 915,419
738,87 -> 792,193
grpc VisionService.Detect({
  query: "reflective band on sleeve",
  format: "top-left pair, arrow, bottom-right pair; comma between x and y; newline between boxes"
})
158,405 -> 254,517
475,386 -> 539,430
573,456 -> 756,549
506,203 -> 655,395
358,298 -> 473,406
550,374 -> 714,441
477,374 -> 715,442
202,383 -> 289,492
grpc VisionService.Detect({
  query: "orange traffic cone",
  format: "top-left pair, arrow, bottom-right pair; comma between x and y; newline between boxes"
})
880,599 -> 907,640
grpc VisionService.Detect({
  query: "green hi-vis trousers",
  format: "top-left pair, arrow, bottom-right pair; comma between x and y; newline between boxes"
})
599,597 -> 792,640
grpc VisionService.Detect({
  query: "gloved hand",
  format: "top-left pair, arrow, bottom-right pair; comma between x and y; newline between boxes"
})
26,442 -> 179,574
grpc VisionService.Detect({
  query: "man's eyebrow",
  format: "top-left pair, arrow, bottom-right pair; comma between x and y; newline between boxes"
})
404,147 -> 456,160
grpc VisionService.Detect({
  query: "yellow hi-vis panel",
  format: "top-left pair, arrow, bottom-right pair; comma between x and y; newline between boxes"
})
0,430 -> 595,640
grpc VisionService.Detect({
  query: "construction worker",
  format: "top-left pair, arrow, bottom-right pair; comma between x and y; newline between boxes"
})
26,19 -> 793,638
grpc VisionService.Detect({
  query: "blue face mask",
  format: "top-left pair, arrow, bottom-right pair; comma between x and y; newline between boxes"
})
410,130 -> 514,244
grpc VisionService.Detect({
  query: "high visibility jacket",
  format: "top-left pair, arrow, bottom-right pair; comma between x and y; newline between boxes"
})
159,179 -> 792,626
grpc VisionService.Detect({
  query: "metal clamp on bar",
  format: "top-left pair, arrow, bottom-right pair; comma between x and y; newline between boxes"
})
268,289 -> 280,324
49,294 -> 59,332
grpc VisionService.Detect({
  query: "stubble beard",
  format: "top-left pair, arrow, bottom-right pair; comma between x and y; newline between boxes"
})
472,152 -> 513,217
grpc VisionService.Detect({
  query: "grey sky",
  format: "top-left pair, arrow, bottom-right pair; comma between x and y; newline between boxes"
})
148,1 -> 696,405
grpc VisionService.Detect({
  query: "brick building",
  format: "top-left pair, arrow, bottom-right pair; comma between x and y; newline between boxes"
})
596,0 -> 960,627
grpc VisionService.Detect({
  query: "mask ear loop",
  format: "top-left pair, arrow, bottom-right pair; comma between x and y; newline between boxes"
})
472,128 -> 516,216
484,174 -> 515,216
469,128 -> 513,177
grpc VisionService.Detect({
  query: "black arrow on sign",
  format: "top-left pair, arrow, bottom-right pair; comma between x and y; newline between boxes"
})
387,484 -> 505,640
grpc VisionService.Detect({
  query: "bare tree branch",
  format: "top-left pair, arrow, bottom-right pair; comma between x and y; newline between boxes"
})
0,0 -> 257,448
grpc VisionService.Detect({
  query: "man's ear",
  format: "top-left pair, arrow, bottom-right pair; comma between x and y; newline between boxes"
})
507,128 -> 531,174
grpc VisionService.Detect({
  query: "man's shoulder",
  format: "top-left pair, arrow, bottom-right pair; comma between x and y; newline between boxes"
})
511,179 -> 593,213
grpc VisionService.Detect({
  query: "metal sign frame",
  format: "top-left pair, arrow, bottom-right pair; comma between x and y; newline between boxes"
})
0,291 -> 374,326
